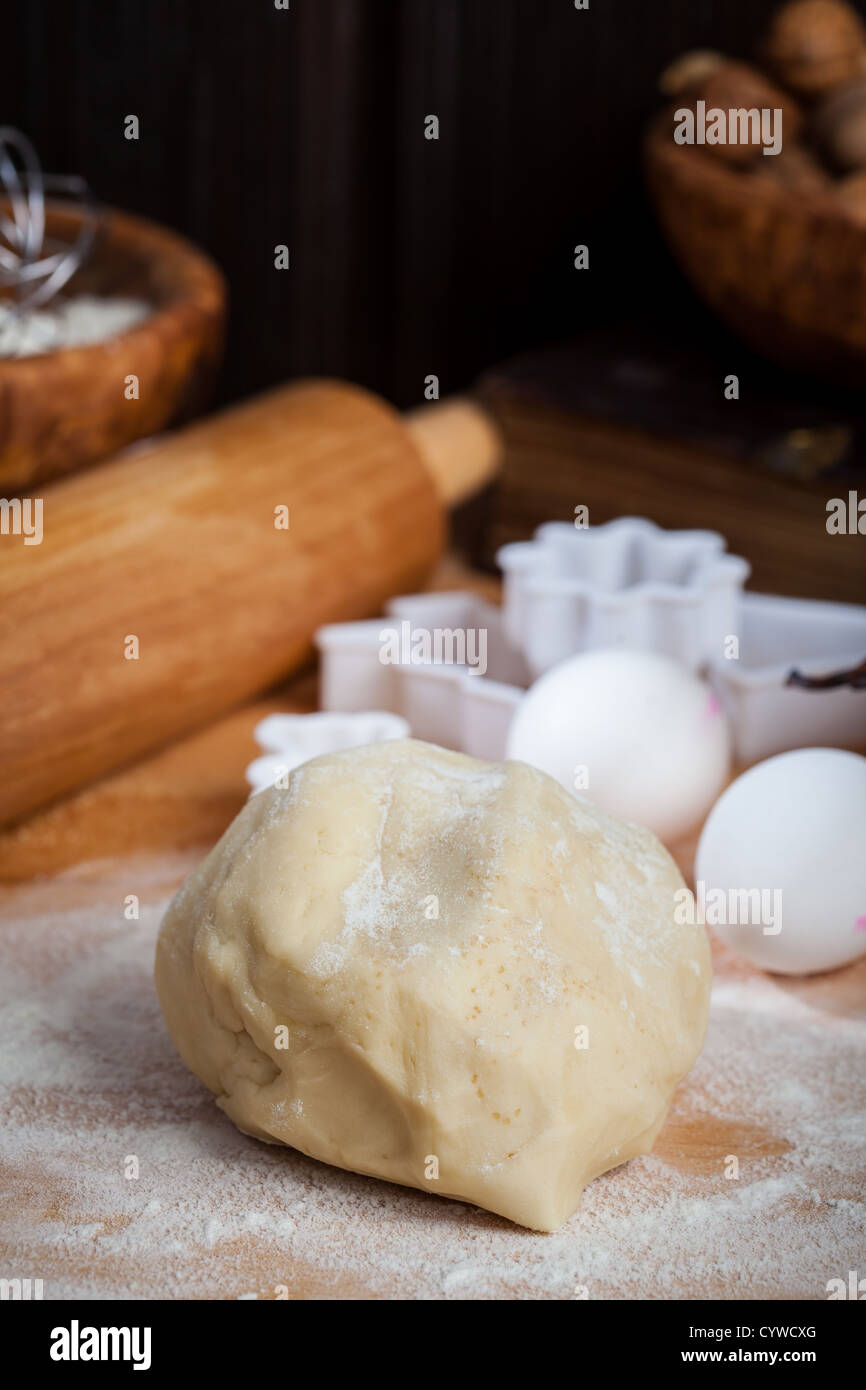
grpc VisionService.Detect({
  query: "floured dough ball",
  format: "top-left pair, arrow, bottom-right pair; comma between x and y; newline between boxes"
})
156,740 -> 711,1231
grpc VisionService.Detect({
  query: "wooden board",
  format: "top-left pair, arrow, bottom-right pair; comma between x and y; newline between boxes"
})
478,357 -> 866,607
1,559 -> 864,1301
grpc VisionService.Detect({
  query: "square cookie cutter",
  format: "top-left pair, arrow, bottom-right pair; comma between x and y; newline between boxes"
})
709,592 -> 866,762
315,591 -> 528,763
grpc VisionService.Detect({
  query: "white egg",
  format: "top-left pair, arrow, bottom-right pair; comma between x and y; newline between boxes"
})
695,748 -> 866,975
506,648 -> 730,842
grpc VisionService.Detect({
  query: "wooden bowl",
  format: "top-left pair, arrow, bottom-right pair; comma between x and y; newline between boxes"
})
644,115 -> 866,390
0,202 -> 226,492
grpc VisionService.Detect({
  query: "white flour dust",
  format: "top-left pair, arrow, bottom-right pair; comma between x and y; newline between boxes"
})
0,885 -> 864,1300
0,294 -> 151,357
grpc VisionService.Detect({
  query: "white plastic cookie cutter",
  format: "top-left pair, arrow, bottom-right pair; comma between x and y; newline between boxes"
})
246,710 -> 409,795
310,587 -> 866,766
497,517 -> 750,677
245,523 -> 863,785
314,591 -> 529,762
708,592 -> 866,760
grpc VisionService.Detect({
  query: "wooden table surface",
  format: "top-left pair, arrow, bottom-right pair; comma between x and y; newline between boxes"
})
1,556 -> 864,1301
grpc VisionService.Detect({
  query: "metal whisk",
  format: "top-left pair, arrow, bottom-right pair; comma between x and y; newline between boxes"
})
0,127 -> 99,316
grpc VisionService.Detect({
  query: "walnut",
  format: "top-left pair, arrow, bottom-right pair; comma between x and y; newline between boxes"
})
813,78 -> 866,168
659,50 -> 726,98
764,0 -> 866,99
834,167 -> 866,220
678,61 -> 802,166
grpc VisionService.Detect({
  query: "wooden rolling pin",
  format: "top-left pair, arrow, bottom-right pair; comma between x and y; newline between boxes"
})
0,380 -> 501,827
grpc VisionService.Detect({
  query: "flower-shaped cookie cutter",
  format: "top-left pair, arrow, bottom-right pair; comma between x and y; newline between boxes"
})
497,518 -> 750,677
246,710 -> 409,796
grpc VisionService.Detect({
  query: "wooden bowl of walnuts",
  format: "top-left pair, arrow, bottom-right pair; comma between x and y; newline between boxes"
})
645,0 -> 866,388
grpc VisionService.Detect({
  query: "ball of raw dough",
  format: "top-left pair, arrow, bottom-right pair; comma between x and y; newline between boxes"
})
156,739 -> 711,1231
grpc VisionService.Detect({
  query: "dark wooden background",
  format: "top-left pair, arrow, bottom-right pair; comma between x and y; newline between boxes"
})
5,0 -> 853,410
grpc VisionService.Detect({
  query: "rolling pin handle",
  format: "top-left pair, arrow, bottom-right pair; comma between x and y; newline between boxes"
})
405,398 -> 503,508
